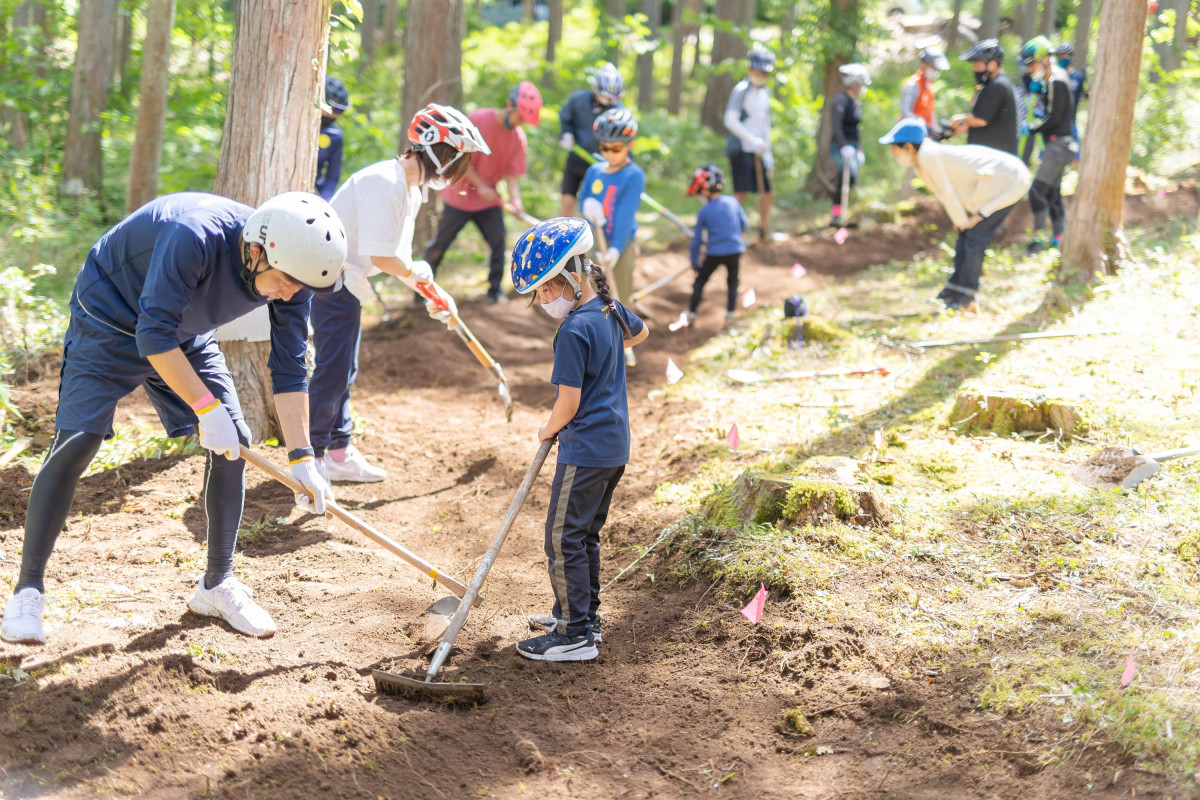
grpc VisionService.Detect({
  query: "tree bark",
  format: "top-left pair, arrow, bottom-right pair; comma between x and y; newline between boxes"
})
401,0 -> 464,252
1018,0 -> 1038,39
947,0 -> 965,48
382,0 -> 399,52
1059,0 -> 1149,280
62,0 -> 118,197
1072,0 -> 1094,75
804,0 -> 858,197
114,6 -> 133,93
636,0 -> 662,111
545,0 -> 563,85
700,0 -> 749,133
360,0 -> 379,74
213,0 -> 332,443
523,0 -> 535,23
126,0 -> 176,215
980,0 -> 1001,39
604,0 -> 625,64
667,0 -> 689,114
1040,0 -> 1058,35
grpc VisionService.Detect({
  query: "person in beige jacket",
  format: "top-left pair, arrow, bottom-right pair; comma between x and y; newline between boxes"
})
880,119 -> 1031,310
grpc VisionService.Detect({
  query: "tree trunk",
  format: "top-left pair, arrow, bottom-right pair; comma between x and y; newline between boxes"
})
126,0 -> 176,215
523,0 -> 535,23
980,0 -> 1001,39
700,0 -> 748,133
114,6 -> 133,93
545,0 -> 563,85
401,0 -> 464,253
213,0 -> 332,444
1018,0 -> 1038,39
1073,0 -> 1094,74
667,0 -> 688,114
360,0 -> 379,74
947,0 -> 965,48
382,0 -> 399,52
1040,0 -> 1058,35
804,0 -> 858,197
62,0 -> 118,197
636,0 -> 662,111
604,0 -> 625,64
1059,0 -> 1149,279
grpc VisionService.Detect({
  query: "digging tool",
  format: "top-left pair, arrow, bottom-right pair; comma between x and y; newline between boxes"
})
727,366 -> 889,385
1070,445 -> 1200,490
834,155 -> 854,229
372,438 -> 555,703
0,437 -> 31,470
415,281 -> 513,422
627,263 -> 693,304
571,144 -> 694,238
887,329 -> 1122,353
240,448 -> 478,605
504,203 -> 541,228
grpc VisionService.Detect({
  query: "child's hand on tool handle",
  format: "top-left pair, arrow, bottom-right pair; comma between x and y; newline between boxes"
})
289,452 -> 334,515
415,280 -> 459,328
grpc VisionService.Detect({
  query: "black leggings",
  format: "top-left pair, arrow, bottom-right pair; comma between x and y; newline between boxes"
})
689,253 -> 741,314
17,425 -> 250,593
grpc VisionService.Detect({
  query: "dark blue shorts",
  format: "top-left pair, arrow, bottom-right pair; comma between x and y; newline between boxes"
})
728,150 -> 772,195
56,312 -> 243,438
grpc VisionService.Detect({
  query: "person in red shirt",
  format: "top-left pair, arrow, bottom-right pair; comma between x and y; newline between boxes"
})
900,45 -> 949,129
424,82 -> 542,304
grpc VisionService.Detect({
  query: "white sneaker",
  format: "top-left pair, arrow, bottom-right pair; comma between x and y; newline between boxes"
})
314,456 -> 329,483
624,349 -> 637,368
187,576 -> 276,638
324,445 -> 386,483
1,587 -> 47,644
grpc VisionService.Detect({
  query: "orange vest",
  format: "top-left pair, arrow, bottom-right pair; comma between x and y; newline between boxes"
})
908,70 -> 937,127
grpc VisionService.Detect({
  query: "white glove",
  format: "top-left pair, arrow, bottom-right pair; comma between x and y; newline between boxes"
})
290,458 -> 333,516
196,401 -> 240,460
840,145 -> 856,163
762,151 -> 775,172
559,132 -> 575,151
407,260 -> 434,285
857,150 -> 865,167
423,282 -> 458,327
745,136 -> 767,154
603,246 -> 620,269
581,197 -> 606,227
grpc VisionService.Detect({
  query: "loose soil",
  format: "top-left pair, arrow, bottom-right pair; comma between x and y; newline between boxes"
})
0,194 -> 1185,799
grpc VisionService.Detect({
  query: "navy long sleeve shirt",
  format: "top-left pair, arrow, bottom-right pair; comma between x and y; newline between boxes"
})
558,90 -> 623,154
315,120 -> 344,201
690,194 -> 748,266
71,192 -> 312,395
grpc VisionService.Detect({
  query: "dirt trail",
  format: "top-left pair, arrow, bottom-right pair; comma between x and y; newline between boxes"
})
0,196 -> 1180,799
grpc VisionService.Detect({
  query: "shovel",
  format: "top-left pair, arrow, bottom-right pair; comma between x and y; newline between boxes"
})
1069,445 -> 1200,490
727,366 -> 889,385
415,280 -> 513,422
240,448 -> 479,615
372,438 -> 554,704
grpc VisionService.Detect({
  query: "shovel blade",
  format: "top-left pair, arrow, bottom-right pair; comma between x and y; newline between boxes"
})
726,368 -> 763,385
421,595 -> 461,641
1070,447 -> 1159,490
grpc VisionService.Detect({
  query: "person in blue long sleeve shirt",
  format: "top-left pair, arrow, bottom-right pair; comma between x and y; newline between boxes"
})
315,76 -> 351,201
685,164 -> 748,322
0,192 -> 348,647
578,108 -> 644,366
558,62 -> 624,217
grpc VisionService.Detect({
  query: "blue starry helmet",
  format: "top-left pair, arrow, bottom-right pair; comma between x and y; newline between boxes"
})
511,217 -> 594,297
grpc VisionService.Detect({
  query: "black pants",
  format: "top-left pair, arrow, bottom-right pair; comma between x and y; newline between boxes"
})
424,204 -> 507,297
544,462 -> 625,637
689,253 -> 741,314
945,202 -> 1016,297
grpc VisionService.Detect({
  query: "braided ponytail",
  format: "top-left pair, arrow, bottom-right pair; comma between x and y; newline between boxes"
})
582,256 -> 633,338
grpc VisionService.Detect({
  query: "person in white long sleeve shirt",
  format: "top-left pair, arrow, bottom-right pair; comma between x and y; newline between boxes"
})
880,119 -> 1031,311
724,45 -> 775,242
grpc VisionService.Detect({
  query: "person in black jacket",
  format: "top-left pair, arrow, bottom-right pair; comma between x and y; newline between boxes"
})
830,63 -> 870,225
1018,36 -> 1077,253
949,39 -> 1020,157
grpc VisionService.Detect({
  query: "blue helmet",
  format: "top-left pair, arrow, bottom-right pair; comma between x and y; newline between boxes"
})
748,44 -> 776,74
591,62 -> 625,103
511,217 -> 594,295
324,76 -> 351,112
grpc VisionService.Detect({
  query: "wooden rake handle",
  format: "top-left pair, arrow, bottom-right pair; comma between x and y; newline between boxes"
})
241,448 -> 477,604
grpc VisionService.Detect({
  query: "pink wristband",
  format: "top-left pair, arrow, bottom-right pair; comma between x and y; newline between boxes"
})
190,391 -> 216,413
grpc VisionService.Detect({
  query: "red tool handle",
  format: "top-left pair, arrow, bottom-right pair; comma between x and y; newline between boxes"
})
415,280 -> 449,312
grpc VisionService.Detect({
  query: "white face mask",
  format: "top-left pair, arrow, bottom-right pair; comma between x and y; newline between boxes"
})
895,148 -> 917,168
426,175 -> 452,191
541,295 -> 576,319
925,67 -> 940,81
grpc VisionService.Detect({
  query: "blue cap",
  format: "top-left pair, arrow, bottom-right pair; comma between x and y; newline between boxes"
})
879,119 -> 928,146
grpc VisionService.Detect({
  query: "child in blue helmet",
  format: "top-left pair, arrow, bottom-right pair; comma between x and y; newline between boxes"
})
510,217 -> 649,661
316,76 -> 351,201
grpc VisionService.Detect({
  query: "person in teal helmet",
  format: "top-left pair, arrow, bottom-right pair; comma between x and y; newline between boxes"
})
510,216 -> 648,662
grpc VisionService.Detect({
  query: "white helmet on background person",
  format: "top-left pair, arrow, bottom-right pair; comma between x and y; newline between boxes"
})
243,192 -> 347,293
839,63 -> 872,88
590,62 -> 626,104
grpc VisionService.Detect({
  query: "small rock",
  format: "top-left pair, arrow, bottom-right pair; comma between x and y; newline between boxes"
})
515,739 -> 545,773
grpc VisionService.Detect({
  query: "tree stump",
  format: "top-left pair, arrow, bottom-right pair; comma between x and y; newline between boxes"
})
949,390 -> 1089,437
703,470 -> 891,530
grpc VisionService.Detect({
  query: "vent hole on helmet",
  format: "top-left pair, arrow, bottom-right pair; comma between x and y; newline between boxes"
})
306,217 -> 316,224
321,270 -> 328,276
325,232 -> 332,241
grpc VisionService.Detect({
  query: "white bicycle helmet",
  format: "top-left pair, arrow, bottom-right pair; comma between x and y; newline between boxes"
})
243,192 -> 347,293
839,63 -> 872,88
408,103 -> 491,176
590,62 -> 625,104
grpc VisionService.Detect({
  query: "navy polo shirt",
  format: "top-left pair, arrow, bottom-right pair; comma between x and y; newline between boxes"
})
551,297 -> 644,468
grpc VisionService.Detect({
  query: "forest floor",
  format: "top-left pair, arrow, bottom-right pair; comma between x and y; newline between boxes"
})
1,189 -> 1198,800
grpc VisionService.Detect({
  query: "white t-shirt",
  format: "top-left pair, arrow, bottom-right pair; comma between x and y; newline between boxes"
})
329,158 -> 423,303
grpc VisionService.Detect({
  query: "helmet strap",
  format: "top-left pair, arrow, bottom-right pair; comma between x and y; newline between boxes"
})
424,145 -> 464,177
239,241 -> 265,299
562,259 -> 583,303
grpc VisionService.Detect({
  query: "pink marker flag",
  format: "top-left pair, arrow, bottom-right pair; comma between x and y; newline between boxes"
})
1120,649 -> 1137,688
740,582 -> 768,624
727,423 -> 739,451
1156,189 -> 1167,201
834,227 -> 849,245
791,262 -> 807,278
667,312 -> 690,332
741,287 -> 757,308
665,357 -> 684,385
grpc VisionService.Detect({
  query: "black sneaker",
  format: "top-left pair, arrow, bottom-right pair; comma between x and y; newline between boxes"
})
527,614 -> 603,643
1025,238 -> 1046,255
516,631 -> 598,662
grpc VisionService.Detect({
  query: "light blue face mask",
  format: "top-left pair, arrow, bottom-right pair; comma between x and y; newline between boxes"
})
1029,80 -> 1043,93
1058,58 -> 1071,69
